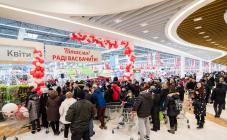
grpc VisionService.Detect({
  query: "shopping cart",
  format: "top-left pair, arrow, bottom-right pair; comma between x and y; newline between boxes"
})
105,102 -> 122,122
1,103 -> 30,140
177,100 -> 190,129
112,107 -> 136,133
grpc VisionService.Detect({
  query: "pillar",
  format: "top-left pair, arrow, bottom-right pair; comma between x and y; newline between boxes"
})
180,56 -> 185,78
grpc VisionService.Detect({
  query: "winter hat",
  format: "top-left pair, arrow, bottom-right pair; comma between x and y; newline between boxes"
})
77,90 -> 85,99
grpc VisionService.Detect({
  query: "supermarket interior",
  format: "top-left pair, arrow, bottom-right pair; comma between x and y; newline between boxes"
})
0,0 -> 226,140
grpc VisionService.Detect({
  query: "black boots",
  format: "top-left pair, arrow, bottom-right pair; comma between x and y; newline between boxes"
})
168,127 -> 175,134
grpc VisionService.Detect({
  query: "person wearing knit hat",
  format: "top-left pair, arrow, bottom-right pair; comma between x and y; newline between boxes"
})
66,90 -> 95,140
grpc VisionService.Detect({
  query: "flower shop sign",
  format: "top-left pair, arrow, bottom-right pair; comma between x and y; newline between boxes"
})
0,45 -> 33,62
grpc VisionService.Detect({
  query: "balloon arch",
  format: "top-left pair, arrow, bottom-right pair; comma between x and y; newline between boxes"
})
30,32 -> 135,94
70,32 -> 135,81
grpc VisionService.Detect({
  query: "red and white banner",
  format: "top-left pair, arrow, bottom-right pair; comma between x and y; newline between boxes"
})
45,45 -> 101,63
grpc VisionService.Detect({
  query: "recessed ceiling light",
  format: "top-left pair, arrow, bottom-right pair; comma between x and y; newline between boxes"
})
142,30 -> 149,33
114,19 -> 123,23
160,40 -> 165,42
206,39 -> 212,41
152,36 -> 159,39
214,44 -> 219,46
193,17 -> 203,22
203,35 -> 209,38
199,32 -> 205,35
211,41 -> 215,44
194,26 -> 202,29
140,23 -> 148,27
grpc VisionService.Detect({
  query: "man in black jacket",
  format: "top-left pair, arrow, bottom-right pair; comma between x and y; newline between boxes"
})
66,90 -> 95,140
211,83 -> 226,117
150,85 -> 161,132
132,88 -> 153,140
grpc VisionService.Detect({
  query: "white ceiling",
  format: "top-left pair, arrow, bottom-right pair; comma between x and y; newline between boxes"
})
0,0 -> 165,16
63,0 -> 222,60
0,0 -> 223,61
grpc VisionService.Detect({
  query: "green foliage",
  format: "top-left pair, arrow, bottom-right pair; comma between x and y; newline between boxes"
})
0,84 -> 29,104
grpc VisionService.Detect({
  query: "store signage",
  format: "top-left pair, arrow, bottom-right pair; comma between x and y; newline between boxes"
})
45,45 -> 101,63
0,45 -> 33,62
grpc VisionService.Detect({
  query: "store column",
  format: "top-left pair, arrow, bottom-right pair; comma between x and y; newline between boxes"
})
199,60 -> 203,74
180,56 -> 185,78
208,62 -> 212,73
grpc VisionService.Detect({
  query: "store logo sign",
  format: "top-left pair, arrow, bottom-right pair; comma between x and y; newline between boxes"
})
7,50 -> 32,58
0,45 -> 33,62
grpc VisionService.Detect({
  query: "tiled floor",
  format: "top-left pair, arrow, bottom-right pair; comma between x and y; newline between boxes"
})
6,111 -> 227,140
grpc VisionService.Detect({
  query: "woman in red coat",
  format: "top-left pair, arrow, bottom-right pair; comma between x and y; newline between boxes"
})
112,77 -> 121,102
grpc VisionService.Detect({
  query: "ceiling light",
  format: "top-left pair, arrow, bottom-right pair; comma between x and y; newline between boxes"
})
194,26 -> 202,29
206,39 -> 212,41
114,19 -> 123,23
140,23 -> 148,27
214,44 -> 219,46
198,32 -> 205,35
203,35 -> 209,38
193,17 -> 203,22
142,30 -> 149,33
224,10 -> 227,24
211,42 -> 215,44
152,36 -> 159,39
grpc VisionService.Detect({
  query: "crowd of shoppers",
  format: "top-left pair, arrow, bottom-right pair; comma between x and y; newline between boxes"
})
26,71 -> 226,140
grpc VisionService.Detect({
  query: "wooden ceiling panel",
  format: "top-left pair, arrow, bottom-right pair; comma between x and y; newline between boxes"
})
177,0 -> 227,65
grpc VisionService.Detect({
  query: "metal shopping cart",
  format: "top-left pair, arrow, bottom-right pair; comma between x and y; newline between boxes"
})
177,100 -> 190,129
105,102 -> 122,122
112,107 -> 136,133
1,103 -> 30,140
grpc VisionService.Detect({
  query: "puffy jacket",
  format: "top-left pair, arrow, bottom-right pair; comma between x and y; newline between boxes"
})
65,99 -> 95,134
27,93 -> 40,121
59,98 -> 76,124
46,95 -> 61,121
92,88 -> 106,108
165,95 -> 179,117
211,87 -> 226,104
133,90 -> 153,118
112,83 -> 121,101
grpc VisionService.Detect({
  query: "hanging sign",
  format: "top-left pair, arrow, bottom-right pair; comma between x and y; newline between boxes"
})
45,45 -> 101,63
0,45 -> 33,62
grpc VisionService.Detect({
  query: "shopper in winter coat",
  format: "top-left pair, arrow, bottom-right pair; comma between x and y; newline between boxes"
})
104,84 -> 113,103
65,90 -> 95,140
176,82 -> 185,102
27,92 -> 41,134
92,85 -> 107,129
132,81 -> 140,97
84,88 -> 96,137
112,82 -> 121,102
211,83 -> 226,118
59,92 -> 76,139
46,90 -> 61,135
165,93 -> 180,134
160,83 -> 169,111
123,90 -> 135,108
192,82 -> 206,129
132,88 -> 153,140
150,86 -> 161,132
39,88 -> 49,128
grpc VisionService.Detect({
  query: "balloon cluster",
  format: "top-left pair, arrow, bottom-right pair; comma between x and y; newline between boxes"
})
70,32 -> 135,80
30,49 -> 45,95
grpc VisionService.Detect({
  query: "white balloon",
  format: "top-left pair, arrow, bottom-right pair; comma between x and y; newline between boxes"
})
2,103 -> 18,118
